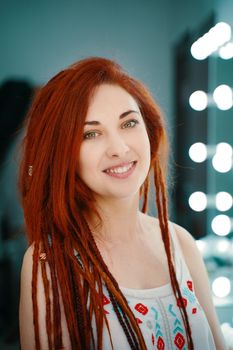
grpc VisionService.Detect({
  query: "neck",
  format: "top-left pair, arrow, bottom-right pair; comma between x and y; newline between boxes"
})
85,192 -> 145,245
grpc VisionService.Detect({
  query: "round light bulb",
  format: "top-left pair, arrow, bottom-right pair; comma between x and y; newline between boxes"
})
211,215 -> 231,236
212,276 -> 231,298
196,239 -> 207,254
189,192 -> 207,212
219,42 -> 233,60
213,85 -> 233,110
216,142 -> 233,157
189,142 -> 207,163
189,90 -> 208,111
190,41 -> 209,60
216,192 -> 233,211
212,156 -> 232,173
214,22 -> 232,46
212,143 -> 233,172
217,239 -> 231,253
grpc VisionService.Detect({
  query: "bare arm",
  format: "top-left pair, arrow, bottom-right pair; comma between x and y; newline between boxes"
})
173,223 -> 227,350
19,245 -> 71,350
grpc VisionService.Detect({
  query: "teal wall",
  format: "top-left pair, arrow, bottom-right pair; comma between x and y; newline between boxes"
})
0,0 -> 218,121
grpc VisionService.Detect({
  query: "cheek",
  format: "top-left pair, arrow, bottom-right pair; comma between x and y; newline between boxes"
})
78,144 -> 100,177
138,130 -> 151,159
78,146 -> 90,177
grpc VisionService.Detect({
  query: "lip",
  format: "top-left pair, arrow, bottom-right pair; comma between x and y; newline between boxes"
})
103,161 -> 136,172
103,161 -> 137,179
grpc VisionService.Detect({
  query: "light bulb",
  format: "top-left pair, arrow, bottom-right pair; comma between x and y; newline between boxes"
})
191,40 -> 209,60
190,22 -> 232,60
211,215 -> 231,236
213,85 -> 233,110
196,240 -> 207,254
219,42 -> 233,59
216,192 -> 233,211
212,276 -> 231,298
217,239 -> 231,253
189,90 -> 208,111
189,142 -> 207,163
214,22 -> 232,46
189,192 -> 207,212
212,155 -> 232,172
212,144 -> 232,172
216,142 -> 233,157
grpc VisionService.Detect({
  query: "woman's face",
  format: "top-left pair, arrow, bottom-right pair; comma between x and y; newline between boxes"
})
78,84 -> 151,202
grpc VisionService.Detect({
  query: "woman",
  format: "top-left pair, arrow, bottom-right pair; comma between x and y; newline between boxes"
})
19,57 -> 226,349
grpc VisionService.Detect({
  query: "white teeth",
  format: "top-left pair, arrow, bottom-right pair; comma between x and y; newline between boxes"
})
106,162 -> 134,174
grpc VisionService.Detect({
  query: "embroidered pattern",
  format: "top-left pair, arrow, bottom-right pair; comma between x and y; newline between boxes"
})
168,303 -> 186,349
101,279 -> 206,349
135,303 -> 149,316
151,306 -> 165,350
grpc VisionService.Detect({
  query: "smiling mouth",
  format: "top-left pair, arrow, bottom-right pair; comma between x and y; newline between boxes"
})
104,161 -> 137,174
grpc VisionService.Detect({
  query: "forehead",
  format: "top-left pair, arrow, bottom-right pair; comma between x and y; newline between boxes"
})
85,84 -> 140,120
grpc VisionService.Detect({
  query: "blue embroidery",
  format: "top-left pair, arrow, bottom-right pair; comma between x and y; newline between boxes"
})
182,287 -> 196,304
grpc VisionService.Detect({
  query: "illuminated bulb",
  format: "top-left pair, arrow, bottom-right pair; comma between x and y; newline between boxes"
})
189,90 -> 208,111
214,22 -> 232,46
219,42 -> 233,59
212,154 -> 232,172
213,85 -> 233,110
216,142 -> 233,157
217,239 -> 231,253
196,239 -> 207,254
212,276 -> 231,298
191,40 -> 209,60
211,215 -> 231,236
189,142 -> 207,163
212,143 -> 233,172
190,22 -> 232,60
216,192 -> 233,211
189,192 -> 207,212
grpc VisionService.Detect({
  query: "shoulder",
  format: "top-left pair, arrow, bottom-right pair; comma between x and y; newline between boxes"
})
20,243 -> 48,349
21,243 -> 34,265
20,243 -> 35,291
170,221 -> 198,256
20,244 -> 36,349
168,221 -> 206,279
20,243 -> 59,348
169,221 -> 227,349
20,243 -> 71,350
20,243 -> 47,291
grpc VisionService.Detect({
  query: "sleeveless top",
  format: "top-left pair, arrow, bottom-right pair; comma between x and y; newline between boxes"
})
91,222 -> 216,350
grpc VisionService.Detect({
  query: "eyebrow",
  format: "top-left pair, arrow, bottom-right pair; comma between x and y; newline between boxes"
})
84,110 -> 140,126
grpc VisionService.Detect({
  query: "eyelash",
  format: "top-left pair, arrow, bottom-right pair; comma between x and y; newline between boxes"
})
122,119 -> 139,129
83,119 -> 139,140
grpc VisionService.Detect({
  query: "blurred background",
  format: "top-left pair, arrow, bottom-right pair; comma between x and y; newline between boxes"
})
0,0 -> 233,348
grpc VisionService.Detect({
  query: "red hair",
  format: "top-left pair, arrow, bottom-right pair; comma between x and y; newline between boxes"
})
18,57 -> 193,349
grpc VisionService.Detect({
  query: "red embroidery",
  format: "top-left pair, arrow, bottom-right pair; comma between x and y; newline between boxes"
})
134,303 -> 148,315
174,332 -> 185,349
187,280 -> 193,291
192,307 -> 197,314
103,294 -> 110,305
104,309 -> 110,314
136,318 -> 142,324
177,297 -> 187,308
157,336 -> 165,350
152,333 -> 155,345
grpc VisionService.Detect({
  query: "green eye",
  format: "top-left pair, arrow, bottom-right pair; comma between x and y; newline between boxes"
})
123,119 -> 139,128
83,131 -> 99,139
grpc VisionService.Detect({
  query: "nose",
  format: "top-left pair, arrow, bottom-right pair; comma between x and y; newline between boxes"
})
105,134 -> 130,158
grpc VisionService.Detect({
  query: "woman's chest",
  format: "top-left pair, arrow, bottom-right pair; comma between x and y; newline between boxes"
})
98,238 -> 170,289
